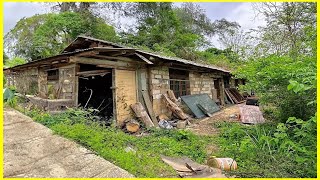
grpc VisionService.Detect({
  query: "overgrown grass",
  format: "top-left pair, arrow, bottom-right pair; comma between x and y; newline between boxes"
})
18,106 -> 316,178
24,108 -> 215,178
212,118 -> 316,178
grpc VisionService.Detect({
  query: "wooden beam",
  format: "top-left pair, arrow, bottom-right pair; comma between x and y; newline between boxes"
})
77,69 -> 111,76
70,56 -> 137,69
135,53 -> 153,64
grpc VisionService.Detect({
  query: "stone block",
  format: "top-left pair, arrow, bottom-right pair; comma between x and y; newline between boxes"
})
152,79 -> 160,84
177,121 -> 187,129
153,94 -> 162,100
154,74 -> 162,79
151,70 -> 159,74
153,89 -> 160,95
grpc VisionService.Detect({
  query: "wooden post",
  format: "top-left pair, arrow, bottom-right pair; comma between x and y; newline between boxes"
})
219,78 -> 225,106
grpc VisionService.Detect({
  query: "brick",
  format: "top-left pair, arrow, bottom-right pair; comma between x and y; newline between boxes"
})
154,74 -> 162,79
151,70 -> 159,74
152,89 -> 160,95
152,79 -> 160,84
153,94 -> 162,100
163,75 -> 169,79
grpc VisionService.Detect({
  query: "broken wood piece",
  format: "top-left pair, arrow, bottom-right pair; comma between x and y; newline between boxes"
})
167,90 -> 178,103
197,104 -> 213,117
142,91 -> 159,127
162,94 -> 188,120
160,155 -> 226,178
130,102 -> 155,128
125,119 -> 140,133
158,114 -> 170,121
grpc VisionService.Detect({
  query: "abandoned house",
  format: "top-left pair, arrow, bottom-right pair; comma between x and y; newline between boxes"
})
4,36 -> 245,126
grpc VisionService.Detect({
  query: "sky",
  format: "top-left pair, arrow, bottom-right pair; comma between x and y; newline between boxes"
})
4,2 -> 266,48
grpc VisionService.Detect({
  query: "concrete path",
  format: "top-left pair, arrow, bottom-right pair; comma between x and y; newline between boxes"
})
3,108 -> 134,178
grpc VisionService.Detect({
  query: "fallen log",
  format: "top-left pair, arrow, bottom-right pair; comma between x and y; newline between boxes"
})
125,119 -> 140,133
167,90 -> 178,103
131,102 -> 155,128
162,94 -> 188,120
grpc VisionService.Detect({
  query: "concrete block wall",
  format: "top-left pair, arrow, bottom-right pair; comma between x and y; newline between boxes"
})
189,72 -> 214,98
149,66 -> 170,116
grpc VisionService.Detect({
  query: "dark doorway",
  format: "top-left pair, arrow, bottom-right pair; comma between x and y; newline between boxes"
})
78,65 -> 113,122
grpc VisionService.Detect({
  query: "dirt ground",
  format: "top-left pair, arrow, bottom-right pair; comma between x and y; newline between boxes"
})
187,104 -> 241,136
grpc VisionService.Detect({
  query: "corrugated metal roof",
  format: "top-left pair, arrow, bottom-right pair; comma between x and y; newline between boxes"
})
6,48 -> 94,70
69,36 -> 231,73
7,36 -> 231,73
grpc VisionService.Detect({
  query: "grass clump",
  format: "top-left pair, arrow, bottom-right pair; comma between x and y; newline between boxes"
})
25,108 -> 214,177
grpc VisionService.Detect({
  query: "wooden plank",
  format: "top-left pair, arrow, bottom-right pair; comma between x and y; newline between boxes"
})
135,53 -> 154,64
142,90 -> 159,127
131,102 -> 154,128
115,69 -> 137,126
70,56 -> 136,68
225,89 -> 239,104
76,69 -> 111,76
224,89 -> 235,104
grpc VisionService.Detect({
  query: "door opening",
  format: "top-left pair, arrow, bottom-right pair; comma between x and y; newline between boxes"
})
78,64 -> 113,124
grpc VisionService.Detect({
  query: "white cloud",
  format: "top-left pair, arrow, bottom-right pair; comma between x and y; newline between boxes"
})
225,3 -> 266,31
4,2 -> 48,34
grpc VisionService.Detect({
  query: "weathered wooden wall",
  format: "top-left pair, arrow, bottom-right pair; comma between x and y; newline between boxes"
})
115,69 -> 137,126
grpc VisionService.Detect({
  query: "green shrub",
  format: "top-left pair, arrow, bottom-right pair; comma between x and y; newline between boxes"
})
214,116 -> 316,178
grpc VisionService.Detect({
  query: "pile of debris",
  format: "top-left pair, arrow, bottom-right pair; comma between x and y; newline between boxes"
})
124,90 -> 190,133
224,88 -> 245,104
160,155 -> 238,178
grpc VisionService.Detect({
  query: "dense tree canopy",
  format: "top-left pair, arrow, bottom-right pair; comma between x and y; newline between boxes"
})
5,12 -> 117,61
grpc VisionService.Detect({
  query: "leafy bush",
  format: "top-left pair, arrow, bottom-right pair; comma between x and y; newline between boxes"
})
236,54 -> 316,122
214,116 -> 316,178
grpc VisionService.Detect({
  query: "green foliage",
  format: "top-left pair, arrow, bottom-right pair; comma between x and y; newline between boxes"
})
214,117 -> 316,177
235,52 -> 316,121
24,108 -> 213,177
3,51 -> 9,65
4,14 -> 51,60
5,12 -> 118,60
5,57 -> 27,68
120,3 -> 238,62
